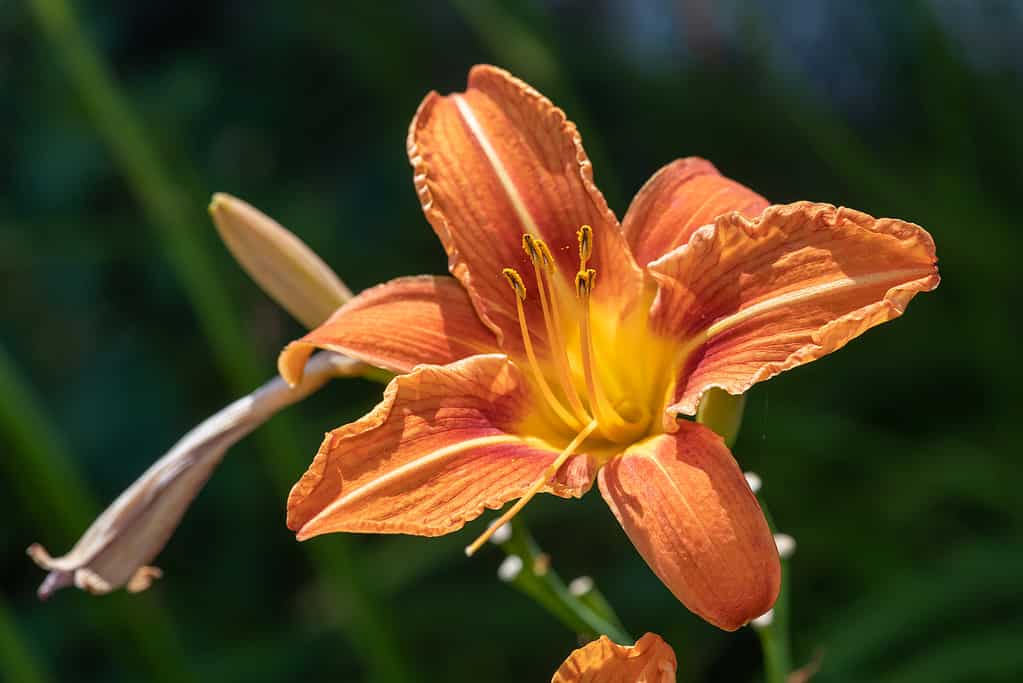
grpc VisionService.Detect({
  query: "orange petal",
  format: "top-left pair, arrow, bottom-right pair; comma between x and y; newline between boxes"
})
278,275 -> 497,383
287,354 -> 597,539
622,157 -> 768,266
552,633 -> 677,683
408,65 -> 644,357
598,422 -> 779,631
648,202 -> 940,415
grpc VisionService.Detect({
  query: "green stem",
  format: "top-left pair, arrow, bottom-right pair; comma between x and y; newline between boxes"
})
756,503 -> 792,683
696,388 -> 746,448
499,521 -> 633,645
25,2 -> 409,680
694,390 -> 791,682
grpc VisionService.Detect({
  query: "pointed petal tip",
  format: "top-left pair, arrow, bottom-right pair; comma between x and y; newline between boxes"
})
652,201 -> 940,414
277,341 -> 312,386
277,276 -> 498,379
598,423 -> 780,631
408,63 -> 644,356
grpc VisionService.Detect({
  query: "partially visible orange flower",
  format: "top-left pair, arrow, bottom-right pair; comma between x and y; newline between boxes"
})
552,633 -> 677,683
279,65 -> 939,630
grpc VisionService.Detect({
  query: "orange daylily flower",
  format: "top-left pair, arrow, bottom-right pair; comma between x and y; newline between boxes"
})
279,65 -> 939,630
552,633 -> 677,683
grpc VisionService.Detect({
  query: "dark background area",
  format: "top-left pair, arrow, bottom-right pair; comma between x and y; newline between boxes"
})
2,1 -> 1021,681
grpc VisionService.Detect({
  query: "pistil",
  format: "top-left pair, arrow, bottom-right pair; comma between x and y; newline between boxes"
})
464,418 -> 599,556
502,268 -> 581,430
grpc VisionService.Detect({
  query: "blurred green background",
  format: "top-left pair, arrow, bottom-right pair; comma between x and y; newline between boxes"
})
2,0 -> 1020,681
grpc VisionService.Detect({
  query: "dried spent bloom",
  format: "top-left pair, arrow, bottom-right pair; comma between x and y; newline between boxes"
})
551,633 -> 677,683
28,352 -> 362,598
277,65 -> 939,630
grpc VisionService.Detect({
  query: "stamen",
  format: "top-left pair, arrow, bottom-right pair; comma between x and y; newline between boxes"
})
502,268 -> 526,300
575,268 -> 595,298
522,236 -> 590,425
521,234 -> 541,265
576,268 -> 634,441
577,225 -> 592,268
465,419 -> 599,556
536,239 -> 555,272
502,268 -> 580,430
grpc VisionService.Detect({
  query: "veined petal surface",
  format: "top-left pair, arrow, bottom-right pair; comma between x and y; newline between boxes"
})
552,633 -> 677,683
649,202 -> 940,415
287,355 -> 596,540
408,65 -> 644,357
622,157 -> 768,267
278,275 -> 496,382
598,422 -> 779,631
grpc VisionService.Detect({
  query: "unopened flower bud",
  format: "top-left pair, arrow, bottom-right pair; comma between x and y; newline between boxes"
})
209,193 -> 352,329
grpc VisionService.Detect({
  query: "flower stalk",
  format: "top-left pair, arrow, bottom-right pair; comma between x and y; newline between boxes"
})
695,388 -> 746,449
495,521 -> 632,645
696,390 -> 793,682
754,502 -> 794,683
568,576 -> 626,635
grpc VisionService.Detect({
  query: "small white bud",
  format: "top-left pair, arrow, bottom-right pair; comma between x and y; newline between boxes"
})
744,471 -> 762,493
568,576 -> 594,597
497,554 -> 524,582
750,608 -> 775,630
488,522 -> 512,545
774,533 -> 797,559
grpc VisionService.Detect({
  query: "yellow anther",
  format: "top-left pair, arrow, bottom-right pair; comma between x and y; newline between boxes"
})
575,271 -> 588,298
577,225 -> 593,266
521,234 -> 541,265
502,268 -> 527,300
575,268 -> 596,299
535,239 -> 555,273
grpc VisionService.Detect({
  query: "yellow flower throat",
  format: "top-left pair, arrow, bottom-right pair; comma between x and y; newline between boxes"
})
465,226 -> 671,556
